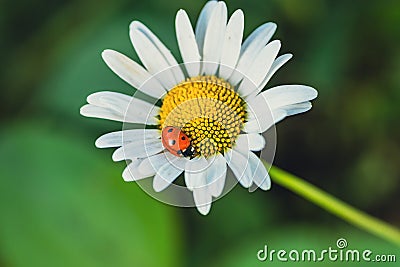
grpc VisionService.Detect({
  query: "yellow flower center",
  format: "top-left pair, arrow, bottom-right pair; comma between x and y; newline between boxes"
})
159,76 -> 246,158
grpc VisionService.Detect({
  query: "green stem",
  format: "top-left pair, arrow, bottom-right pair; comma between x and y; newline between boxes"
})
265,162 -> 400,246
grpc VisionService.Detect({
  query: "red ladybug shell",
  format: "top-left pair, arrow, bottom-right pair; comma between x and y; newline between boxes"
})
161,127 -> 192,157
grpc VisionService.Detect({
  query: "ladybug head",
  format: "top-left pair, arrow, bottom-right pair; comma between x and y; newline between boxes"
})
181,145 -> 195,158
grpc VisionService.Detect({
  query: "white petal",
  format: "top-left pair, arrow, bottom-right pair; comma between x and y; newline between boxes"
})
244,109 -> 286,134
247,152 -> 271,190
195,0 -> 218,57
219,9 -> 244,79
241,22 -> 277,52
206,154 -> 227,197
257,53 -> 293,91
153,162 -> 183,192
235,133 -> 266,152
161,151 -> 190,171
101,50 -> 166,99
112,140 -> 163,161
175,9 -> 201,77
202,1 -> 228,75
138,152 -> 169,175
244,85 -> 317,133
122,159 -> 149,182
80,104 -> 125,123
228,22 -> 277,85
86,91 -> 131,114
130,21 -> 185,84
95,129 -> 160,148
184,157 -> 213,215
257,85 -> 318,110
130,29 -> 176,89
245,102 -> 312,134
184,157 -> 209,191
130,24 -> 181,90
237,40 -> 281,96
246,94 -> 271,123
81,91 -> 159,124
224,149 -> 252,188
282,101 -> 312,116
193,187 -> 212,215
125,98 -> 159,125
245,93 -> 287,133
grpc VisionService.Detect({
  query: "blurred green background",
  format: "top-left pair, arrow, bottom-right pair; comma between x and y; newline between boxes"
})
1,0 -> 399,266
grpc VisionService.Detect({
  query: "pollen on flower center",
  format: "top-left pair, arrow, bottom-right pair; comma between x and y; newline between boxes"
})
159,76 -> 247,158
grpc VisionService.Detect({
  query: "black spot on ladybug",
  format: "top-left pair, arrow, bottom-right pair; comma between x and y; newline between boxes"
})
177,150 -> 182,155
181,136 -> 186,140
168,128 -> 173,132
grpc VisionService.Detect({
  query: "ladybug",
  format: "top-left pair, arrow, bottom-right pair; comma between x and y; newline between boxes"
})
161,126 -> 195,158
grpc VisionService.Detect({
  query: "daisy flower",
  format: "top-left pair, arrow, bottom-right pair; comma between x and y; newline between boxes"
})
80,0 -> 317,215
